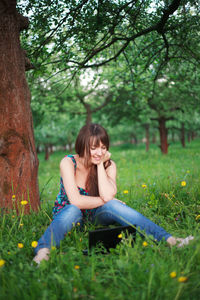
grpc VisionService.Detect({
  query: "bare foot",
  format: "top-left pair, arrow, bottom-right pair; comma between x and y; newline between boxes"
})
33,248 -> 50,264
167,236 -> 194,248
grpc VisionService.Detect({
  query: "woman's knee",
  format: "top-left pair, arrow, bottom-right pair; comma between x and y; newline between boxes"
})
54,204 -> 82,223
103,199 -> 124,210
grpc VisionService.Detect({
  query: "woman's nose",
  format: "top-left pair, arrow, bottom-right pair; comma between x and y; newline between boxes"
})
96,148 -> 102,155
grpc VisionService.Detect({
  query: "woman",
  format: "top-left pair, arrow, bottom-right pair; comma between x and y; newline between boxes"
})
33,123 -> 193,264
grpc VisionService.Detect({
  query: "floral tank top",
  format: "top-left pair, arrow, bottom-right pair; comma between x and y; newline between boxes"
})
52,154 -> 95,220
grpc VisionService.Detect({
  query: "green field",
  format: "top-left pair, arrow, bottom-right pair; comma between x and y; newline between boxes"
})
1,141 -> 200,300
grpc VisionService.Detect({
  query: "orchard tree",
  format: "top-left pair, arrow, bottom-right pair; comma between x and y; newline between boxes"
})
0,0 -> 39,212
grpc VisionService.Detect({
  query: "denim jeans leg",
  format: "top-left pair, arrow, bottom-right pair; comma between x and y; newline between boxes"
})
92,199 -> 172,242
35,204 -> 83,254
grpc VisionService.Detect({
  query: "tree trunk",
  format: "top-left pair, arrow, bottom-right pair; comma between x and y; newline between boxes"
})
68,142 -> 73,153
45,145 -> 50,161
191,131 -> 195,140
187,132 -> 191,143
49,144 -> 53,154
0,1 -> 40,213
85,103 -> 92,125
145,124 -> 150,152
152,133 -> 156,144
158,117 -> 168,154
180,122 -> 185,147
130,133 -> 137,145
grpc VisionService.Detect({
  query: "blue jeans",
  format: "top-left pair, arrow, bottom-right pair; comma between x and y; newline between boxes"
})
35,200 -> 171,254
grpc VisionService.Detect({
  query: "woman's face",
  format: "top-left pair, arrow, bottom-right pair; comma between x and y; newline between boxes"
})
90,140 -> 107,164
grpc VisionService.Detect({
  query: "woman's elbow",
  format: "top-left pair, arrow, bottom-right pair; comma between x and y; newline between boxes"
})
101,191 -> 117,202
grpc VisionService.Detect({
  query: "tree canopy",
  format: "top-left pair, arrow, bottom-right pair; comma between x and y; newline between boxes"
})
17,0 -> 200,152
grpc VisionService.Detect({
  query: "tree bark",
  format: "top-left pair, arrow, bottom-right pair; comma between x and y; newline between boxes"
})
180,122 -> 185,147
45,145 -> 50,161
158,117 -> 168,154
0,1 -> 40,213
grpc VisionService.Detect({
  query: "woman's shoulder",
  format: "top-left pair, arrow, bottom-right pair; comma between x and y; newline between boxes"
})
60,154 -> 76,169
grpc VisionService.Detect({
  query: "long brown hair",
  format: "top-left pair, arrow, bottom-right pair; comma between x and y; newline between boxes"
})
75,123 -> 111,196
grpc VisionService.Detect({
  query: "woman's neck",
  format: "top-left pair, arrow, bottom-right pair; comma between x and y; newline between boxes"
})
75,155 -> 90,171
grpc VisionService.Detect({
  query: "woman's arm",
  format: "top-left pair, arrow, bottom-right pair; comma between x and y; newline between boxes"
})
60,157 -> 105,209
97,156 -> 117,202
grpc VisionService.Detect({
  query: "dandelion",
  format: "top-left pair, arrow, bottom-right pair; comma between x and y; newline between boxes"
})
142,184 -> 147,188
123,190 -> 129,194
181,181 -> 186,187
178,276 -> 188,283
118,233 -> 122,239
195,215 -> 200,221
18,243 -> 24,249
12,195 -> 16,199
51,246 -> 56,251
170,271 -> 177,278
31,241 -> 38,248
77,222 -> 80,226
143,241 -> 148,247
21,200 -> 28,205
19,223 -> 24,227
74,265 -> 80,270
7,252 -> 11,255
0,259 -> 6,267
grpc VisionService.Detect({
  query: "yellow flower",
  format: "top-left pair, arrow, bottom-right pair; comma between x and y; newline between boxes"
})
31,241 -> 38,248
74,265 -> 80,270
0,259 -> 6,267
20,223 -> 24,227
186,170 -> 190,173
181,181 -> 186,187
77,222 -> 80,226
79,238 -> 82,242
18,243 -> 24,249
170,271 -> 177,278
195,215 -> 200,221
123,190 -> 129,194
21,200 -> 28,205
142,184 -> 147,188
7,251 -> 11,255
178,276 -> 188,283
12,215 -> 15,218
118,234 -> 122,239
51,246 -> 56,251
12,195 -> 16,199
143,241 -> 148,247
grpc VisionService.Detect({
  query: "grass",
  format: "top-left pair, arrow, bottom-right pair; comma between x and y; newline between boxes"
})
0,140 -> 200,300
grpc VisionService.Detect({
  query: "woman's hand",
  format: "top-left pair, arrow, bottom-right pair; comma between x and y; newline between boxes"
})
102,151 -> 111,163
